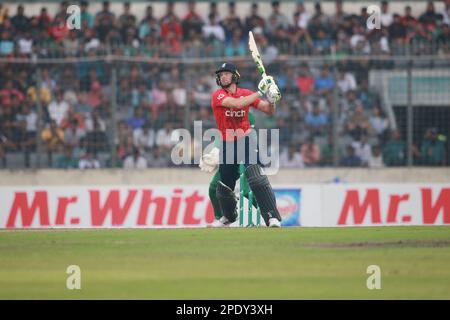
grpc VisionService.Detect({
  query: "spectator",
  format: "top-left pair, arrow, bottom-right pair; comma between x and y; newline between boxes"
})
128,107 -> 146,130
351,134 -> 372,166
294,0 -> 310,29
312,2 -> 329,27
389,14 -> 407,45
139,6 -> 160,40
182,1 -> 204,40
415,127 -> 446,166
16,105 -> 37,135
419,1 -> 440,26
57,146 -> 78,169
85,111 -> 107,153
73,92 -> 91,117
309,15 -> 332,53
48,15 -> 69,42
54,1 -> 69,22
78,151 -> 100,169
440,0 -> 450,26
47,90 -> 69,127
0,120 -> 16,167
336,69 -> 357,94
369,106 -> 388,139
205,2 -> 221,24
160,1 -> 180,24
15,119 -> 36,168
62,30 -> 79,57
64,118 -> 86,149
340,145 -> 361,167
380,1 -> 393,27
16,105 -> 37,167
0,80 -> 25,105
351,25 -> 370,54
345,102 -> 370,140
437,22 -> 450,52
368,145 -> 384,168
296,63 -> 315,96
401,5 -> 417,25
41,120 -> 64,166
11,5 -> 30,34
288,12 -> 313,54
156,122 -> 175,153
279,145 -> 304,168
0,30 -> 14,56
383,130 -> 406,166
140,5 -> 156,26
268,1 -> 289,29
245,3 -> 265,33
357,80 -> 379,110
119,2 -> 137,36
161,9 -> 183,40
0,134 -> 7,167
147,146 -> 168,167
266,1 -> 289,45
305,102 -> 328,136
18,31 -> 33,56
314,66 -> 334,96
301,136 -> 321,166
84,29 -> 101,53
85,109 -> 106,132
221,1 -> 243,42
202,13 -> 225,42
368,29 -> 390,55
133,122 -> 155,152
123,147 -> 148,169
332,0 -> 350,29
225,28 -> 246,57
95,1 -> 116,42
80,1 -> 94,29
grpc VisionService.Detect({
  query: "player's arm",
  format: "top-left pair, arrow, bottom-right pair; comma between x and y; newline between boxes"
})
220,92 -> 261,109
218,77 -> 273,109
256,100 -> 276,116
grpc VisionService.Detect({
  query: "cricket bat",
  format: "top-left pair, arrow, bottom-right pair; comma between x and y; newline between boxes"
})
248,31 -> 266,77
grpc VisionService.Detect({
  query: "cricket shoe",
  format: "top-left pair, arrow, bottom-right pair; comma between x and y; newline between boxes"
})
209,217 -> 232,228
268,218 -> 281,228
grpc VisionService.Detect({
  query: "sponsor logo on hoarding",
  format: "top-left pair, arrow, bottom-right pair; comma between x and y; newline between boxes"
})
337,188 -> 450,225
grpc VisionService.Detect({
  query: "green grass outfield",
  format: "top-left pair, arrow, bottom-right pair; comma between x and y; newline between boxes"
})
1,226 -> 450,299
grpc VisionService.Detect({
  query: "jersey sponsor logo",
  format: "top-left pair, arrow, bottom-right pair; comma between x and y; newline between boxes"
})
225,110 -> 246,117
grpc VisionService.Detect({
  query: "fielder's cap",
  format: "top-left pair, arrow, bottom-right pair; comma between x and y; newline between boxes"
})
215,62 -> 240,76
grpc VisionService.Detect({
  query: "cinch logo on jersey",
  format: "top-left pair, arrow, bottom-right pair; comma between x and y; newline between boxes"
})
225,110 -> 246,117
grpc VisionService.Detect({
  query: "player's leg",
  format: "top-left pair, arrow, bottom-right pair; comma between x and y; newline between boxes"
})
215,139 -> 240,224
209,170 -> 222,220
243,135 -> 281,227
244,164 -> 281,227
241,174 -> 259,210
213,153 -> 258,224
216,162 -> 239,224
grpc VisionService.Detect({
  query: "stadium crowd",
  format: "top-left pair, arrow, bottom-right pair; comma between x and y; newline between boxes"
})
0,1 -> 449,169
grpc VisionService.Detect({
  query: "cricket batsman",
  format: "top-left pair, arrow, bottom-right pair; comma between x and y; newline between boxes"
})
208,62 -> 282,227
199,112 -> 259,227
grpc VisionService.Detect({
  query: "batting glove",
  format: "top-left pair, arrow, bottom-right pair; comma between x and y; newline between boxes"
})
257,75 -> 274,96
266,83 -> 281,103
199,147 -> 220,173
